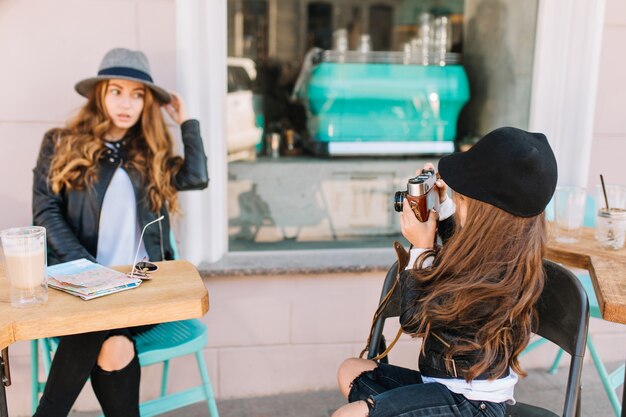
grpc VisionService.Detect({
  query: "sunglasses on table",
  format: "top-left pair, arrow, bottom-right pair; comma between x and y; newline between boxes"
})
127,257 -> 159,279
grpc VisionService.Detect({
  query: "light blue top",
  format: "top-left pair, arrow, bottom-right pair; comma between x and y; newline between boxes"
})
96,162 -> 148,267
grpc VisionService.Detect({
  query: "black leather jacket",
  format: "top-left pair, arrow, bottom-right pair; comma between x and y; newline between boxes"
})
32,119 -> 208,265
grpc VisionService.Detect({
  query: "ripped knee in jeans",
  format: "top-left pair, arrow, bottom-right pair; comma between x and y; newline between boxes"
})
348,367 -> 383,403
364,396 -> 376,412
97,335 -> 136,371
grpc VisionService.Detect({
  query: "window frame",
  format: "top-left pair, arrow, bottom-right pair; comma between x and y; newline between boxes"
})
176,0 -> 606,264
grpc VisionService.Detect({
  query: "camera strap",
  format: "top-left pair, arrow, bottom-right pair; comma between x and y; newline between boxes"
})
359,241 -> 409,361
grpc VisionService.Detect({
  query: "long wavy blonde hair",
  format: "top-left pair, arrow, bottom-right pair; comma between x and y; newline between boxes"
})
48,80 -> 183,214
406,194 -> 546,381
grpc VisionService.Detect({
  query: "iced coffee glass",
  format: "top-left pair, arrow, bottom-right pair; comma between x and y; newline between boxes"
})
596,208 -> 626,250
0,226 -> 48,307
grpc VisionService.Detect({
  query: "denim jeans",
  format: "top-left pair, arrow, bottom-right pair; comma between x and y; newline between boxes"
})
348,363 -> 505,417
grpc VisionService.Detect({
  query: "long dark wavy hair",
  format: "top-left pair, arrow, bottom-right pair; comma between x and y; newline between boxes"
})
48,80 -> 183,214
405,193 -> 546,381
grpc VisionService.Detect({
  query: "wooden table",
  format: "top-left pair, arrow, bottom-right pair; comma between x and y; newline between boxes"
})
546,227 -> 626,416
0,260 -> 209,417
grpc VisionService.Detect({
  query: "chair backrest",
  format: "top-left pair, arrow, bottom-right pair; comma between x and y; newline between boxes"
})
366,259 -> 589,417
535,260 -> 589,355
529,260 -> 589,417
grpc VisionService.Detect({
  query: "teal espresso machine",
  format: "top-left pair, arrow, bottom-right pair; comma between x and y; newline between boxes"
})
293,48 -> 470,156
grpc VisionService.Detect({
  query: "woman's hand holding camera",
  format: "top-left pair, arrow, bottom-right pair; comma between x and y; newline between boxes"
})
400,163 -> 449,249
401,201 -> 438,248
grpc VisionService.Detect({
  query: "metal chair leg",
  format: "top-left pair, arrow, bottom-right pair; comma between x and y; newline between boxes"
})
195,351 -> 219,417
160,360 -> 170,397
549,348 -> 566,374
587,336 -> 623,416
30,340 -> 40,413
0,348 -> 9,417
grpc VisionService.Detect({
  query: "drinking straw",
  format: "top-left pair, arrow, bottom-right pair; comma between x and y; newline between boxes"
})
130,215 -> 164,279
600,174 -> 610,210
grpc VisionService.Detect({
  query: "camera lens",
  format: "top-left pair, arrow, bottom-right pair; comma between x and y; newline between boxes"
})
394,191 -> 404,212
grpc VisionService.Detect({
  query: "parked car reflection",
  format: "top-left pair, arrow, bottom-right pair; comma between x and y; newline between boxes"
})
227,57 -> 263,161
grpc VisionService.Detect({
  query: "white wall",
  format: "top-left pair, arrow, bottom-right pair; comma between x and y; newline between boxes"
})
587,0 -> 626,189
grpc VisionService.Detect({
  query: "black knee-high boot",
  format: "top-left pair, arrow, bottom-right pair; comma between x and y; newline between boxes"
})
90,353 -> 141,417
34,330 -> 110,417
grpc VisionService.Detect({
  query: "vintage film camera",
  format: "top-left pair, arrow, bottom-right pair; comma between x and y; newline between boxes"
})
393,169 -> 440,222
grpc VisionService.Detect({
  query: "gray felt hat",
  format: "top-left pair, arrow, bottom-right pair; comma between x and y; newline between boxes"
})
75,48 -> 171,103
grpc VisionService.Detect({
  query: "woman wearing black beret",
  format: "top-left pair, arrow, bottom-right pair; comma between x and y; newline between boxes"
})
334,127 -> 558,417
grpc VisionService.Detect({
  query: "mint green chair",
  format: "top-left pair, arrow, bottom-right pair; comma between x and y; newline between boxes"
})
32,234 -> 218,416
523,195 -> 624,416
31,319 -> 219,416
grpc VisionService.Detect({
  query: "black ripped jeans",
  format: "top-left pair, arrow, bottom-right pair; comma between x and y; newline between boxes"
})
33,325 -> 154,417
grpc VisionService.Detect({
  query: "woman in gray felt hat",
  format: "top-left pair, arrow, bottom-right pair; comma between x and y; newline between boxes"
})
32,47 -> 208,417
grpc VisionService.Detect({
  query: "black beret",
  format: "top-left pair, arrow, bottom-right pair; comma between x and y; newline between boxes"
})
438,127 -> 558,217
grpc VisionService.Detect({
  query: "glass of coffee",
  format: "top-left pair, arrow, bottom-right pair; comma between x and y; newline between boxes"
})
596,208 -> 626,250
0,226 -> 48,307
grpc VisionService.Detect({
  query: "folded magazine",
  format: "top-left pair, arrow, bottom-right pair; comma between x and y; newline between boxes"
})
47,258 -> 142,300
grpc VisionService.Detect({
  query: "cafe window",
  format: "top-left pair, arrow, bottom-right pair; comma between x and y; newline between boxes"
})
307,2 -> 333,50
228,0 -> 269,61
225,0 -> 538,251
